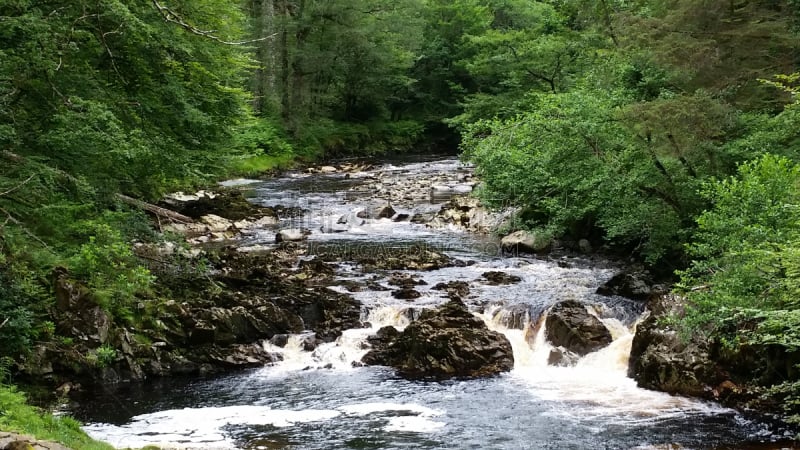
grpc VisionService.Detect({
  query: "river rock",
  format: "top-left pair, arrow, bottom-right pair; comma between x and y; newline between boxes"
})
319,165 -> 338,174
501,230 -> 551,254
361,298 -> 514,379
200,214 -> 234,233
234,215 -> 279,230
275,228 -> 310,243
161,189 -> 274,221
481,271 -> 522,285
357,201 -> 396,219
391,288 -> 421,300
544,300 -> 612,356
487,304 -> 533,330
596,270 -> 656,301
387,273 -> 427,288
548,346 -> 580,367
432,281 -> 470,297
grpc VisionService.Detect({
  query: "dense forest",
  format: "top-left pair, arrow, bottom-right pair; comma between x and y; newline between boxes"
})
2,0 -> 800,443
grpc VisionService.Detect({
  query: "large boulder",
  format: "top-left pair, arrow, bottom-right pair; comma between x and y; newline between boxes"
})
596,270 -> 657,301
501,230 -> 550,254
361,298 -> 514,379
545,300 -> 612,356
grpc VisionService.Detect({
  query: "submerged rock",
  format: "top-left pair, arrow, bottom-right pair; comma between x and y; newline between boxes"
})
481,271 -> 522,285
544,300 -> 612,356
361,298 -> 514,379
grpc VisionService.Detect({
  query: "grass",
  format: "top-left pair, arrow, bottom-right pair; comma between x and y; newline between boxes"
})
227,152 -> 297,177
0,385 -> 115,450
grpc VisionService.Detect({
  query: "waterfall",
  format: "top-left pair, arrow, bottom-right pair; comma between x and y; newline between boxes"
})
262,305 -> 413,372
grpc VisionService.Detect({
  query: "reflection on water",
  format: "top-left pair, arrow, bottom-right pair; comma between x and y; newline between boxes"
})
75,157 -> 793,449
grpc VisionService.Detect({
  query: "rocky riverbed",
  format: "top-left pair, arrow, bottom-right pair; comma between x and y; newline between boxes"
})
18,155 -> 799,449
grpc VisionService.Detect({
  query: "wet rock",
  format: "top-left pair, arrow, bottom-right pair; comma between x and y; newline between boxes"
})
391,288 -> 422,301
487,304 -> 533,330
357,201 -> 396,219
596,270 -> 657,301
276,228 -> 310,243
628,295 -> 718,398
392,213 -> 411,222
161,190 -> 273,221
410,211 -> 437,224
234,216 -> 279,230
548,346 -> 580,367
501,230 -> 551,254
545,301 -> 612,356
319,165 -> 338,174
349,247 -> 453,271
270,334 -> 289,347
361,298 -> 514,379
578,239 -> 593,254
337,211 -> 366,227
431,281 -> 470,297
320,222 -> 349,233
387,273 -> 427,289
481,271 -> 522,285
206,343 -> 275,368
189,322 -> 216,346
200,214 -> 233,233
273,205 -> 306,218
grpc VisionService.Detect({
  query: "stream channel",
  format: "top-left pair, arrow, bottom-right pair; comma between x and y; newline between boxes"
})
71,155 -> 790,449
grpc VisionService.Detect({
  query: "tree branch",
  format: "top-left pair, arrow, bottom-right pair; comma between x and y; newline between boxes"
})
0,174 -> 35,198
152,0 -> 277,45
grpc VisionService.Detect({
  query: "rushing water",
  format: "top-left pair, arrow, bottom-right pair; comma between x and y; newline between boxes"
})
75,156 -> 792,449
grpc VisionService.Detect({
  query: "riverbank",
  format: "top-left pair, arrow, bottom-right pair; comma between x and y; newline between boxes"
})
44,156 -> 793,449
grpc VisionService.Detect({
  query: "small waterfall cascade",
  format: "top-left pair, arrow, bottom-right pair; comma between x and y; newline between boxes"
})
262,305 -> 414,371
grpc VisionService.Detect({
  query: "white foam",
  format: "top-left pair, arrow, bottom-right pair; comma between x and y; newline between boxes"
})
84,405 -> 340,449
384,416 -> 446,433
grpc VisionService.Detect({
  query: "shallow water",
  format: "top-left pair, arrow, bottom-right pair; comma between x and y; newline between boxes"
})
75,156 -> 793,449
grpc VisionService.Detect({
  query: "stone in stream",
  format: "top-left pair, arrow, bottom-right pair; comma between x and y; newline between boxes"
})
356,200 -> 396,219
391,288 -> 422,301
481,271 -> 522,285
501,230 -> 551,254
361,297 -> 514,379
596,269 -> 657,301
548,346 -> 581,367
544,300 -> 612,356
275,228 -> 310,243
431,281 -> 470,297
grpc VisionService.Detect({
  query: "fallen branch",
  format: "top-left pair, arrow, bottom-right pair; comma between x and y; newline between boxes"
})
116,193 -> 194,223
0,317 -> 8,329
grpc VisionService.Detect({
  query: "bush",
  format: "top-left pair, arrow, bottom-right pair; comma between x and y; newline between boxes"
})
678,154 -> 800,328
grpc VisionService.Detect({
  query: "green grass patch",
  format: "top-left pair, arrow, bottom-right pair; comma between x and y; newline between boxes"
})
228,153 -> 297,177
0,385 -> 115,450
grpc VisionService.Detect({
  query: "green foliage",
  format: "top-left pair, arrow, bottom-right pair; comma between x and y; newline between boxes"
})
67,223 -> 154,322
0,385 -> 114,450
678,154 -> 800,327
88,345 -> 118,369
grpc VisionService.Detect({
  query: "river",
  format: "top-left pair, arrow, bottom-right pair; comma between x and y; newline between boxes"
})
72,156 -> 791,449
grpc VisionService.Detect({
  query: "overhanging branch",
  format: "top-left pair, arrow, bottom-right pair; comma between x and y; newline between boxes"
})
152,0 -> 277,45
